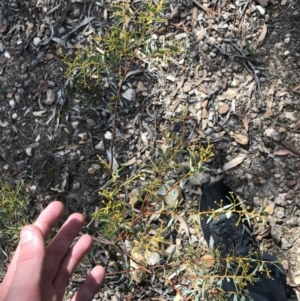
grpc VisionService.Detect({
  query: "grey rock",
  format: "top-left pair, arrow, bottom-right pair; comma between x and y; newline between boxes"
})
45,89 -> 56,105
188,172 -> 210,186
274,193 -> 286,207
270,225 -> 281,244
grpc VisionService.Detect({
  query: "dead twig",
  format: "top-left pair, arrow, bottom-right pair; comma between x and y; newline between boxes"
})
208,42 -> 263,65
239,0 -> 251,20
230,42 -> 264,103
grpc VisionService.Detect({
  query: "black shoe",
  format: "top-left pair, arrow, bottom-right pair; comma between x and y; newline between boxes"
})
199,179 -> 287,301
199,179 -> 258,258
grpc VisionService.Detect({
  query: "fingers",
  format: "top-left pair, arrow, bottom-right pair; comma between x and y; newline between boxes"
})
71,266 -> 105,301
44,213 -> 85,279
53,234 -> 93,298
1,225 -> 46,301
0,201 -> 64,297
34,201 -> 65,237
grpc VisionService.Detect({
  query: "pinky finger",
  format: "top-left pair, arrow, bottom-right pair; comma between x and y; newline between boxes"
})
71,266 -> 105,301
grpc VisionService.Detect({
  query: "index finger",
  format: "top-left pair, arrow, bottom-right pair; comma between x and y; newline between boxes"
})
34,201 -> 65,238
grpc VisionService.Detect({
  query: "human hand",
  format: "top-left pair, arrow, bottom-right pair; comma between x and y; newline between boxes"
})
0,201 -> 105,301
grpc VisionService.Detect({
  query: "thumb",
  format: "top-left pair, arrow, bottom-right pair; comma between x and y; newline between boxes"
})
4,225 -> 45,301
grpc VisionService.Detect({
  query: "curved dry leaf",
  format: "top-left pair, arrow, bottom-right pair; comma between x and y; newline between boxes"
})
256,23 -> 267,46
273,149 -> 298,157
221,154 -> 247,172
33,110 -> 47,116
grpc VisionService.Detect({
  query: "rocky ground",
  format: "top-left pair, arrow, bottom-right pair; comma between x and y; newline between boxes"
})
1,0 -> 300,300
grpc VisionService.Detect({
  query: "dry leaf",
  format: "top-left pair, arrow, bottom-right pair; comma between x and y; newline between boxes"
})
173,294 -> 182,301
221,88 -> 238,99
43,53 -> 54,60
130,252 -> 146,284
195,29 -> 206,42
264,108 -> 273,118
274,149 -> 298,157
248,81 -> 256,97
281,140 -> 300,156
191,0 -> 215,16
202,99 -> 208,108
218,104 -> 229,115
106,149 -> 119,171
164,186 -> 182,207
221,154 -> 247,172
243,115 -> 249,132
152,297 -> 168,301
123,157 -> 137,166
141,132 -> 149,147
292,84 -> 300,94
174,214 -> 190,239
235,133 -> 249,145
191,7 -> 198,30
264,202 -> 275,215
32,110 -> 47,116
202,107 -> 208,118
177,76 -> 185,89
129,188 -> 140,206
201,254 -> 215,268
256,23 -> 267,46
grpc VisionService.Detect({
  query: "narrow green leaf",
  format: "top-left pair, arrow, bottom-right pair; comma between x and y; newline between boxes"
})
157,147 -> 164,157
178,164 -> 186,174
222,204 -> 233,210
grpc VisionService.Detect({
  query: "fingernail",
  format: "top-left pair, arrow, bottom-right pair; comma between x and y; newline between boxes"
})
21,228 -> 35,244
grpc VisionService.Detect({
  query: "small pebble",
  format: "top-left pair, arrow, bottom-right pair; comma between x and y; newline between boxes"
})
286,179 -> 297,188
9,99 -> 16,107
33,37 -> 41,46
72,8 -> 81,18
95,140 -> 105,151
